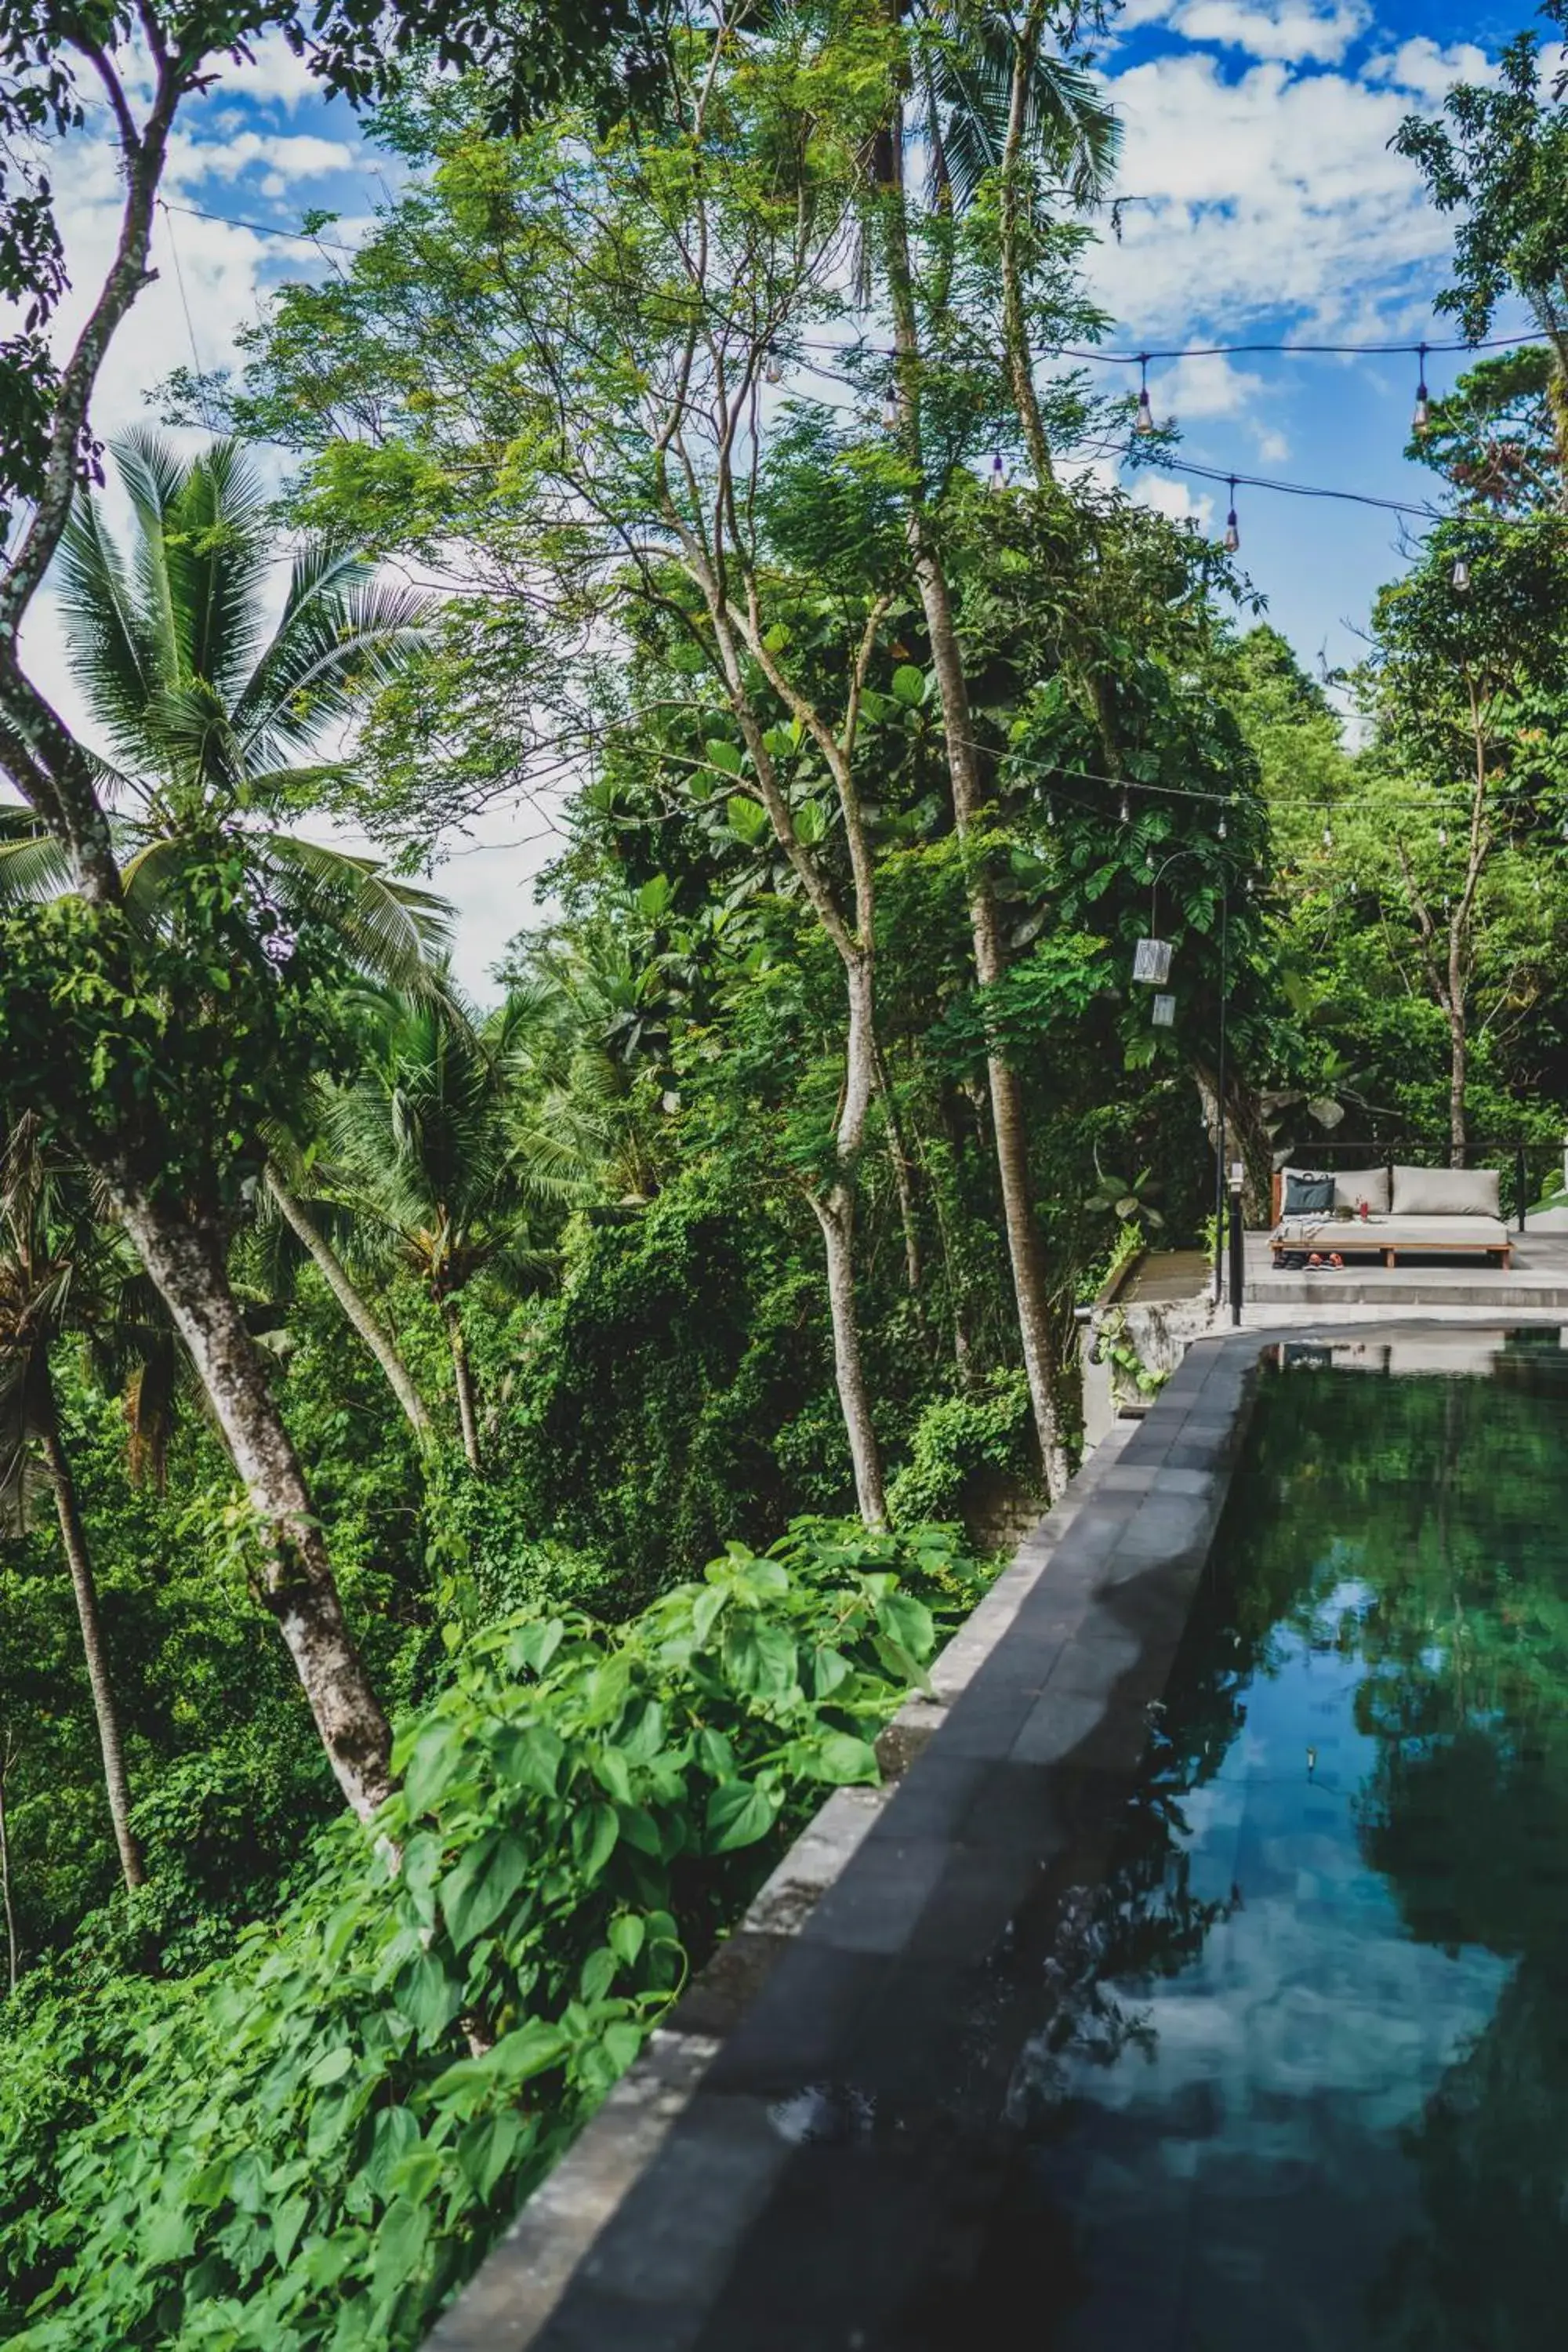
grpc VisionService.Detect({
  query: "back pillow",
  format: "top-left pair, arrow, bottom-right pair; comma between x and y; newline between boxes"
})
1283,1174 -> 1336,1215
1333,1166 -> 1391,1215
1390,1165 -> 1501,1218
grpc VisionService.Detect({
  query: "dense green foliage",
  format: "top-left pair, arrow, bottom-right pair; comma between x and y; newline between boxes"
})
2,0 -> 1567,2342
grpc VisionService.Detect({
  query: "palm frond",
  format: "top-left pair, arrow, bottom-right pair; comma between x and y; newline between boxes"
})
256,837 -> 454,985
53,492 -> 168,768
232,546 -> 430,769
0,829 -> 73,907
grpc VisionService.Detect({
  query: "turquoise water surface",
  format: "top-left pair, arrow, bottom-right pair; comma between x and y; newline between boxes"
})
1003,1338 -> 1568,2351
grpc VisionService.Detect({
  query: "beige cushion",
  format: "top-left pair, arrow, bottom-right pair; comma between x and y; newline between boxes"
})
1391,1164 -> 1501,1218
1332,1166 -> 1390,1214
1272,1214 -> 1507,1248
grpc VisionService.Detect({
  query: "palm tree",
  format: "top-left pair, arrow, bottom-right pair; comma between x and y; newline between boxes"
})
0,1123 -> 154,1894
1,433 -> 446,1456
325,983 -> 541,1473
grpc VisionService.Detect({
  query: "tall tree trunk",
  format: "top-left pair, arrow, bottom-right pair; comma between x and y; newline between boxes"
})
0,1733 -> 19,1996
265,1166 -> 434,1444
874,1044 -> 924,1294
443,1298 -> 483,1474
811,1181 -> 886,1529
33,1371 -> 144,1893
1447,993 -> 1468,1168
880,112 -> 1069,1497
112,1183 -> 394,1822
1000,0 -> 1054,485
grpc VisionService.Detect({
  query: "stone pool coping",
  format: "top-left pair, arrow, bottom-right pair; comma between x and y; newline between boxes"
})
424,1320 -> 1504,2350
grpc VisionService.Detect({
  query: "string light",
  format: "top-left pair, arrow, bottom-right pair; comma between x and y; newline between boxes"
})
988,452 -> 1006,492
765,347 -> 783,385
1134,353 -> 1156,434
1323,824 -> 1334,849
1223,478 -> 1240,554
1413,343 -> 1430,434
881,358 -> 900,432
1452,557 -> 1470,591
1119,790 -> 1130,824
1437,825 -> 1448,847
1218,807 -> 1228,840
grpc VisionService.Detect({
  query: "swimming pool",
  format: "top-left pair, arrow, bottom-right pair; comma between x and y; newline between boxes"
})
987,1335 -> 1568,2350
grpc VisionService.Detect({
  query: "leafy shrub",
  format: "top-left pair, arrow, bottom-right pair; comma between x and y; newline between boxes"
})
887,1372 -> 1036,1529
0,1519 -> 980,2350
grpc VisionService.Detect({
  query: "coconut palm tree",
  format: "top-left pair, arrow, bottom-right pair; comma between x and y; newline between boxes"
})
0,431 -> 447,1454
325,982 -> 545,1474
0,1123 -> 160,1894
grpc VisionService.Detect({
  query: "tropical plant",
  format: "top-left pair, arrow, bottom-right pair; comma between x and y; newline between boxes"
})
325,984 -> 540,1472
0,1123 -> 160,1894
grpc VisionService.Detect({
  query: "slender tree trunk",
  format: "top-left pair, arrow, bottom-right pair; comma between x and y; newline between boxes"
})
442,1298 -> 483,1474
265,1166 -> 434,1444
915,553 -> 1068,1491
880,120 -> 1069,1497
33,1373 -> 144,1893
874,1044 -> 924,1294
0,1734 -> 19,1996
111,1183 -> 394,1821
1000,0 -> 1054,485
1447,989 -> 1468,1168
811,1181 -> 886,1529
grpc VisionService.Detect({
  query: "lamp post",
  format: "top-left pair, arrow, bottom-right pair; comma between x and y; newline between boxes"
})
1139,848 -> 1232,1308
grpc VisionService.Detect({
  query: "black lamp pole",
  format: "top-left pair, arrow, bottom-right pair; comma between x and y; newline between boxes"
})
1147,849 -> 1231,1306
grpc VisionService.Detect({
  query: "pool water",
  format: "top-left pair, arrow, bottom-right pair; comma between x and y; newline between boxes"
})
992,1341 -> 1568,2351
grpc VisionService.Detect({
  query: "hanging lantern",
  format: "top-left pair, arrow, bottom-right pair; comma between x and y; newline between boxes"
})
1223,477 -> 1240,554
1323,823 -> 1334,850
1413,343 -> 1430,434
1045,800 -> 1056,828
1133,938 -> 1174,985
1135,354 -> 1156,434
765,347 -> 783,386
1452,556 -> 1470,591
1437,825 -> 1448,847
1152,993 -> 1177,1029
1119,789 -> 1130,825
1218,809 -> 1228,840
988,452 -> 1006,492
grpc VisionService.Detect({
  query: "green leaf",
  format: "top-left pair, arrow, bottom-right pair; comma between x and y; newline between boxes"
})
722,1617 -> 797,1700
726,793 -> 769,847
440,1831 -> 532,1953
876,1591 -> 935,1661
397,1949 -> 463,2046
494,1722 -> 563,1798
705,1778 -> 779,1853
271,2194 -> 310,2270
608,1913 -> 646,1967
457,2109 -> 527,2203
571,1799 -> 620,1882
891,663 -> 927,707
705,737 -> 742,775
815,1732 -> 880,1785
793,800 -> 826,847
372,2195 -> 430,2303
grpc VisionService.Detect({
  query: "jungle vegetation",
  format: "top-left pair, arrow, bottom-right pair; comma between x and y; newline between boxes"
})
0,2 -> 1566,2343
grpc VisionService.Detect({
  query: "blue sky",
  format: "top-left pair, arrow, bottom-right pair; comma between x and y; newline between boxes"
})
25,3 -> 1560,989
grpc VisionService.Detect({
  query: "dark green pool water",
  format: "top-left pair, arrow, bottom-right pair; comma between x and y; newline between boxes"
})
1007,1339 -> 1568,2351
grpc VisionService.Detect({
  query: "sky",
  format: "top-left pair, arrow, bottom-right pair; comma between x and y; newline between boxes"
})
15,1 -> 1560,996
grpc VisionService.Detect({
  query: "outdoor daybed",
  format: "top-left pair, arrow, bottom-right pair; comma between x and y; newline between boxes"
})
1269,1163 -> 1513,1269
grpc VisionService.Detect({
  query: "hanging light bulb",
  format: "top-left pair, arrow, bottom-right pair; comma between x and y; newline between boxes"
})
1452,555 -> 1470,591
1045,800 -> 1056,827
988,452 -> 1006,493
1119,789 -> 1130,825
1413,343 -> 1430,434
764,346 -> 783,386
1437,824 -> 1448,847
1218,808 -> 1228,840
1323,823 -> 1334,850
1144,848 -> 1156,877
882,374 -> 900,432
1134,354 -> 1156,434
1223,478 -> 1240,554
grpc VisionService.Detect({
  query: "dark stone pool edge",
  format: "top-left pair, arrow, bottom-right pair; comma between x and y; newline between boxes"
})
424,1324 -> 1290,2352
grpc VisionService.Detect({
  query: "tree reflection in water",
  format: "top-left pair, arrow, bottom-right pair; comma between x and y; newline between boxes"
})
971,1345 -> 1568,2351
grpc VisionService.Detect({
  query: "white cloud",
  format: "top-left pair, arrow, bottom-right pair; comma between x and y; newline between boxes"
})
242,28 -> 328,111
1166,0 -> 1371,65
1135,474 -> 1216,532
1160,350 -> 1268,418
1091,55 -> 1450,341
175,129 -> 355,187
1363,36 -> 1495,100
